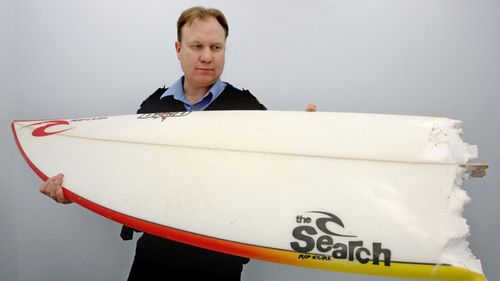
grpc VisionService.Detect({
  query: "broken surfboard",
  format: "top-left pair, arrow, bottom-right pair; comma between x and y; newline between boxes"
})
12,111 -> 488,280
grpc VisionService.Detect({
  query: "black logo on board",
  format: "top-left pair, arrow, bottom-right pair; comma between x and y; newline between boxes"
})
137,111 -> 191,122
291,211 -> 392,266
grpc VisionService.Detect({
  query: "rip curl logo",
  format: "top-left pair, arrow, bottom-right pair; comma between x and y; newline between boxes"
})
291,211 -> 392,266
137,112 -> 191,122
23,120 -> 72,137
301,211 -> 357,238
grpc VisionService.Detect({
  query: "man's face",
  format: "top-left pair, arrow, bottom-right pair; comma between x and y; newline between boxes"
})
176,17 -> 226,90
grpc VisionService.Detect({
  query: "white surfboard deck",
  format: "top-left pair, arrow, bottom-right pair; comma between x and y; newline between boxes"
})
12,111 -> 487,281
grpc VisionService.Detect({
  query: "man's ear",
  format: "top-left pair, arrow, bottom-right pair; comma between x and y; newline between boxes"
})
175,41 -> 181,58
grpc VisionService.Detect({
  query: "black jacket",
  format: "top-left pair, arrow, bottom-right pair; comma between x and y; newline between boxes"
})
137,83 -> 266,113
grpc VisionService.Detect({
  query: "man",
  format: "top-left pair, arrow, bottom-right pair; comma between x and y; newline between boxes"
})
40,6 -> 316,280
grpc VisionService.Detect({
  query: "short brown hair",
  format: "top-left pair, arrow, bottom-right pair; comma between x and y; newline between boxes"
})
177,6 -> 229,42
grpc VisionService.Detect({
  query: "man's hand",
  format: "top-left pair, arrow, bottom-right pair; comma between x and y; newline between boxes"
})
306,104 -> 317,112
39,174 -> 73,204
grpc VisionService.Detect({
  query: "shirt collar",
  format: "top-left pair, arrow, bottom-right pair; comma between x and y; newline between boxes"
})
160,76 -> 226,111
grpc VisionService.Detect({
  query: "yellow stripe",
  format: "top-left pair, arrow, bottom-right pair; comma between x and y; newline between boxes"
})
249,248 -> 487,281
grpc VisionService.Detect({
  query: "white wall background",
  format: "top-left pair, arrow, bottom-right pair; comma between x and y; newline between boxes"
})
1,0 -> 499,280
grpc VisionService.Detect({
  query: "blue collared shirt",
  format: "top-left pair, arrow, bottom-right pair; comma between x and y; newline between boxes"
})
160,77 -> 227,111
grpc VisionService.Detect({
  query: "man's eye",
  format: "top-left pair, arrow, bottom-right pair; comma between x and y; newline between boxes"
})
191,44 -> 202,49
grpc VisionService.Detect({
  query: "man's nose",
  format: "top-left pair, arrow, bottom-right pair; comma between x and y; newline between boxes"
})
200,48 -> 213,63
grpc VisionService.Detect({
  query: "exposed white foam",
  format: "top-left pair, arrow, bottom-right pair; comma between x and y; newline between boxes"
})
438,167 -> 483,274
424,119 -> 478,163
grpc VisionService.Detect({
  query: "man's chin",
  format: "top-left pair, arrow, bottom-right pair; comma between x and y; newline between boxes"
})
194,78 -> 218,87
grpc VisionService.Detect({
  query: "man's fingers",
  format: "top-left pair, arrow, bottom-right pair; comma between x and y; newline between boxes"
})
40,174 -> 60,194
55,187 -> 72,204
53,173 -> 64,185
305,104 -> 317,112
39,174 -> 72,203
39,179 -> 50,193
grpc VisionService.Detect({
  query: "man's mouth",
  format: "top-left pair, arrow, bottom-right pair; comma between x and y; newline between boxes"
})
196,68 -> 214,72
